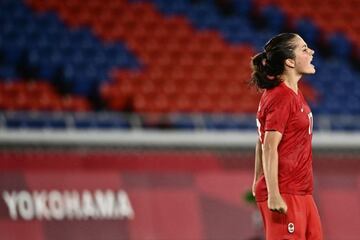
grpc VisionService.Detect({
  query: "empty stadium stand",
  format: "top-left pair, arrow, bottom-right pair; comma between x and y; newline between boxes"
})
0,0 -> 360,130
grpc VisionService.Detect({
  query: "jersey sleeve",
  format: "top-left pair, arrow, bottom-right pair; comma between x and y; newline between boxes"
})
264,94 -> 293,134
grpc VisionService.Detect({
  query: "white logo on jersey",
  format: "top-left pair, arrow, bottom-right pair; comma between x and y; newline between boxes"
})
288,222 -> 295,233
308,112 -> 313,134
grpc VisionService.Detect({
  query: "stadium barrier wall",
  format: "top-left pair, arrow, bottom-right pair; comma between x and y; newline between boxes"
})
0,142 -> 359,240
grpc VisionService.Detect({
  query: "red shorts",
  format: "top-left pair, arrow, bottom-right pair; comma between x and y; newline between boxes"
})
257,194 -> 323,240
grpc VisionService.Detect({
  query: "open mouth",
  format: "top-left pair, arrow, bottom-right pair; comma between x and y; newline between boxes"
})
310,58 -> 314,67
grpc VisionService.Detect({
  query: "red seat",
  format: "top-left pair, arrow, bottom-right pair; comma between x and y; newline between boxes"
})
169,95 -> 192,113
29,95 -> 59,111
134,94 -> 168,113
61,96 -> 90,112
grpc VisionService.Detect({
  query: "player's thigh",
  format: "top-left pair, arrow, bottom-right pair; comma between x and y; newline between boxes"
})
257,195 -> 307,240
305,195 -> 323,240
282,194 -> 307,240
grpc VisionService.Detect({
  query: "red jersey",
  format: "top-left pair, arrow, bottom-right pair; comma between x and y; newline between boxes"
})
255,82 -> 314,202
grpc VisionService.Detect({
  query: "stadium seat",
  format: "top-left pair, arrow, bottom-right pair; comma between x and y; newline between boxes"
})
0,0 -> 359,130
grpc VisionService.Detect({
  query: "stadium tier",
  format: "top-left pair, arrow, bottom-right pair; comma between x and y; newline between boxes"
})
1,0 -> 360,130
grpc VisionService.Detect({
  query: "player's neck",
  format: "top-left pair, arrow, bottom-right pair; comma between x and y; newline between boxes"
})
280,73 -> 301,95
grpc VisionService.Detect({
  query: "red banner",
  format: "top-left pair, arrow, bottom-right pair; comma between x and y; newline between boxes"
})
0,150 -> 261,240
0,150 -> 359,240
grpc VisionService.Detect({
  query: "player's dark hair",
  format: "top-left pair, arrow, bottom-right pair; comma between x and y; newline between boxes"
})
250,33 -> 298,90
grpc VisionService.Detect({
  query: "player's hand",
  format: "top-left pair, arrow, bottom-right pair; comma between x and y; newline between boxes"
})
267,194 -> 287,214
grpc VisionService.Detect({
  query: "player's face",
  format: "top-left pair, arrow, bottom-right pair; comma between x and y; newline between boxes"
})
292,36 -> 315,74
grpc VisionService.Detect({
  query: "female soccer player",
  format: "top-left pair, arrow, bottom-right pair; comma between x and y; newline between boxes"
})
251,33 -> 323,240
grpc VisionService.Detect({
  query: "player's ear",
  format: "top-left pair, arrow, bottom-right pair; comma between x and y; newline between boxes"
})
285,58 -> 295,68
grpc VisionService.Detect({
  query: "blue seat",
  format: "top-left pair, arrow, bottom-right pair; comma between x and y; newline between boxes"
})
1,31 -> 26,64
192,14 -> 221,30
295,18 -> 319,47
28,49 -> 61,79
73,113 -> 96,129
204,115 -> 256,130
25,115 -> 48,129
5,113 -> 24,128
0,65 -> 17,80
6,113 -> 48,129
229,116 -> 257,130
186,3 -> 218,28
169,115 -> 197,130
234,0 -> 253,16
251,30 -> 276,50
323,95 -> 348,114
260,5 -> 285,32
204,115 -> 230,130
219,17 -> 254,43
46,114 -> 67,129
153,0 -> 190,15
328,32 -> 352,59
71,77 -> 98,97
94,114 -> 131,129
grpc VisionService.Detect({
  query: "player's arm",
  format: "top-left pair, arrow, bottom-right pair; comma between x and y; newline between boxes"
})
252,138 -> 263,196
262,131 -> 287,214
